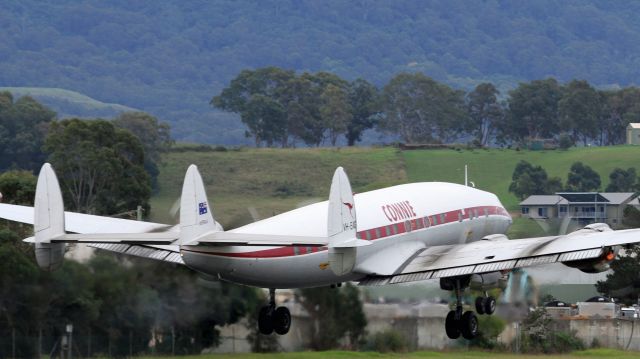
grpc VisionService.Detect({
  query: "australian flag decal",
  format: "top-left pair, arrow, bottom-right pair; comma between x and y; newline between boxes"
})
198,202 -> 208,215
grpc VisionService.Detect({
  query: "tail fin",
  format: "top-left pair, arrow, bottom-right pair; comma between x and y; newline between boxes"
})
327,167 -> 369,276
33,163 -> 65,271
178,165 -> 220,245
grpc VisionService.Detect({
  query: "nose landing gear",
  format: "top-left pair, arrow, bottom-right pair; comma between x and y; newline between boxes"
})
475,294 -> 496,315
258,288 -> 291,335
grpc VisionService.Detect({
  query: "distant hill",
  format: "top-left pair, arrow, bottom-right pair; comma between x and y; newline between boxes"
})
3,1 -> 640,144
0,87 -> 139,119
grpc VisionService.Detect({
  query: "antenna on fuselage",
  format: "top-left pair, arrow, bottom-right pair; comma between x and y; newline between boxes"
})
464,165 -> 468,186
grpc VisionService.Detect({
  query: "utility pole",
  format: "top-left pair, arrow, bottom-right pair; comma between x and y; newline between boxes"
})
66,324 -> 73,359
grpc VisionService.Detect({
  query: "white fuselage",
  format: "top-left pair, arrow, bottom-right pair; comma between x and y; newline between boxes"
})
181,182 -> 512,288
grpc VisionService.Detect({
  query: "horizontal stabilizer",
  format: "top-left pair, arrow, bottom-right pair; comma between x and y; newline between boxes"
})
195,232 -> 328,246
47,232 -> 178,244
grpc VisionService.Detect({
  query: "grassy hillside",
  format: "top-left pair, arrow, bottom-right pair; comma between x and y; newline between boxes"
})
0,87 -> 138,118
403,146 -> 640,210
150,147 -> 406,227
151,145 -> 640,232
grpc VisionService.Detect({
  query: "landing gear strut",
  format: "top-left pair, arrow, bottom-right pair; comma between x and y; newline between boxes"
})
441,277 -> 479,340
258,288 -> 291,335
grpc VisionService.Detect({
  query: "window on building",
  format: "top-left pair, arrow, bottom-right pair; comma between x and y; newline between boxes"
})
560,206 -> 567,213
522,207 -> 529,215
538,207 -> 547,217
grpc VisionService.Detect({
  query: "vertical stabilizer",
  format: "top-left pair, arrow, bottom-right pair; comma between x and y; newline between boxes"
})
179,165 -> 220,245
327,167 -> 369,276
34,163 -> 65,271
328,167 -> 357,239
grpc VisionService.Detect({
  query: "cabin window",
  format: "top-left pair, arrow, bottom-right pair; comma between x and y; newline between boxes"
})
484,208 -> 489,217
432,216 -> 438,225
294,246 -> 300,255
393,224 -> 399,234
375,228 -> 381,238
458,211 -> 463,222
365,231 -> 372,240
405,220 -> 412,232
424,217 -> 430,228
440,214 -> 445,224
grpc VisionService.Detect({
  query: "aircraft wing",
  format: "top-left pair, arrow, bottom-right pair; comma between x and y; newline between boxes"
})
359,224 -> 640,286
0,203 -> 184,264
0,203 -> 173,234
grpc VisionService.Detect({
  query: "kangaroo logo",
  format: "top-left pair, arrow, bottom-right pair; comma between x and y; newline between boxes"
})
343,202 -> 354,218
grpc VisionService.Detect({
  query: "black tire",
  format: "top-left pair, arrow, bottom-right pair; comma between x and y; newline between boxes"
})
273,306 -> 291,335
445,310 -> 460,339
484,296 -> 496,315
460,311 -> 479,340
258,306 -> 274,335
475,296 -> 486,315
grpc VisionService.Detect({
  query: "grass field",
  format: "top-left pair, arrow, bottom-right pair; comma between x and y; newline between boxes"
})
402,146 -> 640,210
150,147 -> 406,227
151,145 -> 640,235
138,349 -> 638,358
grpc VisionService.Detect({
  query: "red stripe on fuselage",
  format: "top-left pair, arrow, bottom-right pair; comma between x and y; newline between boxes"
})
183,205 -> 509,259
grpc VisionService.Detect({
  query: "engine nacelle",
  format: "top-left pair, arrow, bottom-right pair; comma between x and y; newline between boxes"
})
35,243 -> 65,271
469,272 -> 508,291
562,246 -> 618,274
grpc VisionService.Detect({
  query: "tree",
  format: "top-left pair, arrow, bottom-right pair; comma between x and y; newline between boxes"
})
380,72 -> 466,144
320,84 -> 352,146
596,245 -> 640,305
606,167 -> 638,192
0,170 -> 36,205
466,83 -> 504,147
211,67 -> 295,147
113,112 -> 173,190
346,79 -> 380,146
504,78 -> 562,143
566,162 -> 601,192
299,285 -> 367,350
509,161 -> 561,200
44,119 -> 151,215
558,80 -> 601,145
600,87 -> 640,145
0,93 -> 56,171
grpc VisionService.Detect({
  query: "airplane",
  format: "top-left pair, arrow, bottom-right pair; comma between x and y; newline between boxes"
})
1,163 -> 640,340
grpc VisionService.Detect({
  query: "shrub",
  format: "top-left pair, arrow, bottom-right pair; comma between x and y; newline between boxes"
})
366,329 -> 408,353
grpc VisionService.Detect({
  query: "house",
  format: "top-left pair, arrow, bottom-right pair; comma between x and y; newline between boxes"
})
627,123 -> 640,145
519,192 -> 639,228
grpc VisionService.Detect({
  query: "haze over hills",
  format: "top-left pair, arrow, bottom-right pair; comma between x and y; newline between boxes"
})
3,1 -> 640,144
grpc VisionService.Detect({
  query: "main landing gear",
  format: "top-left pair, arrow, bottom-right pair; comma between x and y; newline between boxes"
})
258,288 -> 291,335
441,276 -> 496,340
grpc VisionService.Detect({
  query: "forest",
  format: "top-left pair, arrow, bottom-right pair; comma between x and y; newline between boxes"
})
3,1 -> 640,144
213,68 -> 640,148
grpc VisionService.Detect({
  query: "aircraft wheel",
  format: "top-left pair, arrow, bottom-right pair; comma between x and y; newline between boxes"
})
258,305 -> 274,335
273,306 -> 291,335
475,296 -> 486,315
460,311 -> 479,340
484,296 -> 496,315
445,310 -> 460,339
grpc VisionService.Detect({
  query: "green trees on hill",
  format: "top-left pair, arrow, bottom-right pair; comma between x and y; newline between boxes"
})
212,68 -> 379,147
0,92 -> 56,171
509,161 -> 640,199
44,119 -> 151,215
214,67 -> 640,147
